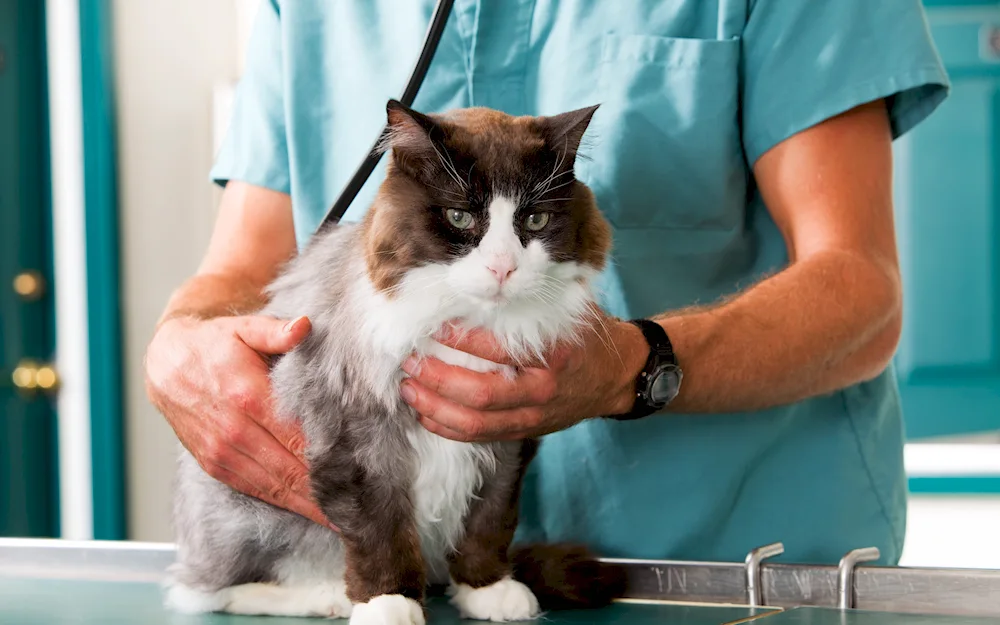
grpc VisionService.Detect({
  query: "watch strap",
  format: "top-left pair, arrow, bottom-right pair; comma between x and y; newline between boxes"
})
609,319 -> 678,421
631,318 -> 675,361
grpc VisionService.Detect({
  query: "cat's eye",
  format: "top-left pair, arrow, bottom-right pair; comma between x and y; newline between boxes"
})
524,212 -> 550,232
444,208 -> 474,230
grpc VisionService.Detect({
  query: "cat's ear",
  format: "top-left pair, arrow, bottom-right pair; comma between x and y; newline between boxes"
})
379,99 -> 443,178
537,104 -> 600,161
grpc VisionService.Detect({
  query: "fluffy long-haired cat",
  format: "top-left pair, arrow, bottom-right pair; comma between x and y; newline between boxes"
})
166,100 -> 623,624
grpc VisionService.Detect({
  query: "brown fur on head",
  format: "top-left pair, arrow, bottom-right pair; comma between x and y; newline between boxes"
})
361,100 -> 611,295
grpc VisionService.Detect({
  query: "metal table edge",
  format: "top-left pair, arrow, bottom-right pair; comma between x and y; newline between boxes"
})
1,539 -> 998,618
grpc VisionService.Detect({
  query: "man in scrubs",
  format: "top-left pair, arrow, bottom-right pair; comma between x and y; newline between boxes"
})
145,0 -> 949,565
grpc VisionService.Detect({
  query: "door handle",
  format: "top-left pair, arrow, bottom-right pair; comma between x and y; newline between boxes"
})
12,270 -> 46,302
10,360 -> 60,396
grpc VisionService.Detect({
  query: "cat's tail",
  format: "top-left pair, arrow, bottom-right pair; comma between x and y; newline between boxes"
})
510,543 -> 627,610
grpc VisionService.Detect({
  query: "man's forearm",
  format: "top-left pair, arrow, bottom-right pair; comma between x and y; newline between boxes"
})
157,272 -> 269,329
654,250 -> 902,414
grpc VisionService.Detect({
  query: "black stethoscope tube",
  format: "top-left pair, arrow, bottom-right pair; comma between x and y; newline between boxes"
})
317,0 -> 456,232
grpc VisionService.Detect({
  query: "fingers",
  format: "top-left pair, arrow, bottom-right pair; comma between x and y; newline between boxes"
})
434,324 -> 572,370
402,357 -> 555,411
210,342 -> 310,463
434,325 -> 524,367
254,407 -> 310,464
204,409 -> 333,529
417,415 -> 479,443
235,315 -> 312,355
206,461 -> 334,530
401,378 -> 537,442
223,412 -> 311,487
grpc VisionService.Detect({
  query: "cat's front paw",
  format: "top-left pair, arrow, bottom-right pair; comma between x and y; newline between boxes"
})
449,578 -> 540,622
350,594 -> 425,625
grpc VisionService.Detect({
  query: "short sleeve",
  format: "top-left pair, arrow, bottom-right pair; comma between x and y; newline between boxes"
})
741,0 -> 950,167
209,0 -> 290,194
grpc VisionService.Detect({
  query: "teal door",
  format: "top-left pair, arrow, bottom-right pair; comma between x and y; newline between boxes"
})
0,0 -> 58,537
892,4 -> 1000,440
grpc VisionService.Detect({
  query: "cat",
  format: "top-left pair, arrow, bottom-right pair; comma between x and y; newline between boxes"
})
165,99 -> 623,624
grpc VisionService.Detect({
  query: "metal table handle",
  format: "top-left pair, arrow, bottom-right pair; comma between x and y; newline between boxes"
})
837,546 -> 880,610
745,542 -> 784,607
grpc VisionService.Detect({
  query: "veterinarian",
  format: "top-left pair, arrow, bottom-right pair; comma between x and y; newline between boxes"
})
145,0 -> 949,565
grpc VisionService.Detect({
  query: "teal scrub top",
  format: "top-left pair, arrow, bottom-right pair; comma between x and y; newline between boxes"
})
211,0 -> 950,565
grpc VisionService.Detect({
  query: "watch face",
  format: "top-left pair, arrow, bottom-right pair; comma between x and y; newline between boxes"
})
649,365 -> 681,404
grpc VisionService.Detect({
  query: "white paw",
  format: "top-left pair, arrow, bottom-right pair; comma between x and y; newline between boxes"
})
327,583 -> 355,618
163,582 -> 227,614
190,581 -> 354,618
350,594 -> 424,625
297,582 -> 353,618
449,577 -> 540,622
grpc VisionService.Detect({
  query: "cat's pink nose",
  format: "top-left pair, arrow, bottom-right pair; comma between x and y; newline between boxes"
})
487,260 -> 516,285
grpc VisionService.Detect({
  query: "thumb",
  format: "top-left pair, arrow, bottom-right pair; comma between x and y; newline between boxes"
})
235,315 -> 312,355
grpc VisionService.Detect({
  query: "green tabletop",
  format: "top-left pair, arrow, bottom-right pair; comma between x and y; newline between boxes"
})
3,578 -> 998,625
0,578 -> 772,625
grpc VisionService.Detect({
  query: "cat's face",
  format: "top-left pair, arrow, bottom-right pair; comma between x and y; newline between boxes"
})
362,101 -> 610,321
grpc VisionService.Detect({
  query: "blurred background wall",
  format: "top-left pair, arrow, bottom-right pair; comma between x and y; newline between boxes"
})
112,0 -> 257,541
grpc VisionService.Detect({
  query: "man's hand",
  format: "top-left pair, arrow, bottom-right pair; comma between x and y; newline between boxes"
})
145,313 -> 336,530
399,310 -> 648,442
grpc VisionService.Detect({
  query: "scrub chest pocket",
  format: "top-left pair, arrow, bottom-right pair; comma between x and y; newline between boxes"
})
581,34 -> 746,231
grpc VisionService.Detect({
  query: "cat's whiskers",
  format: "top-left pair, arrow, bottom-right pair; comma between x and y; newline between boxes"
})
442,148 -> 466,189
530,151 -> 566,195
540,274 -> 571,291
466,161 -> 477,189
376,271 -> 437,290
532,274 -> 621,366
430,141 -> 468,191
583,306 -> 625,371
532,177 -> 575,199
435,291 -> 463,314
531,280 -> 563,301
380,272 -> 452,298
529,136 -> 575,201
526,289 -> 557,307
531,166 -> 572,198
424,183 -> 467,201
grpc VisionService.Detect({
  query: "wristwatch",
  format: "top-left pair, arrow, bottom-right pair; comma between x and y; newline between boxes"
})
609,319 -> 683,420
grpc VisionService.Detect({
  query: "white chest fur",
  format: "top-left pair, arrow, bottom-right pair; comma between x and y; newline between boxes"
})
406,340 -> 500,584
351,256 -> 579,582
406,426 -> 494,584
